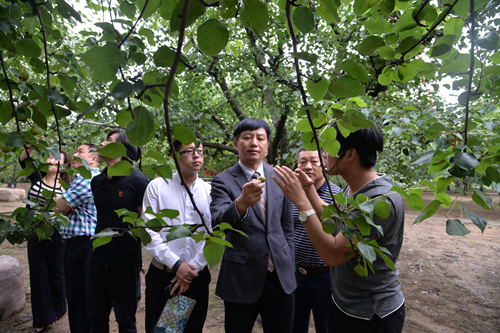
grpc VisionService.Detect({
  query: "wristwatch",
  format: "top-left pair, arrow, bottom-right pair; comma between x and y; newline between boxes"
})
298,209 -> 316,222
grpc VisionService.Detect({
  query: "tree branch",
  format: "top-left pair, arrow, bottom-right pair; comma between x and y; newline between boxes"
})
163,0 -> 212,235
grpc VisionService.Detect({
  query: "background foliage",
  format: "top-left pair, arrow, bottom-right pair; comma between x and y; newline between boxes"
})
0,0 -> 499,268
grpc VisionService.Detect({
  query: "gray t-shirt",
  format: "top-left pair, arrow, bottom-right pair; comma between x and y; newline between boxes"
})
330,174 -> 405,320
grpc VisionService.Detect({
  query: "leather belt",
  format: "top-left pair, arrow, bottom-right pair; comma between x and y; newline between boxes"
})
296,265 -> 330,276
151,257 -> 173,273
62,235 -> 90,246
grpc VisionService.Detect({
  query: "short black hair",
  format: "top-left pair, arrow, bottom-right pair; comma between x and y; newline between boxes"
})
297,147 -> 322,158
82,143 -> 101,165
332,122 -> 383,169
107,129 -> 141,163
233,118 -> 272,141
172,138 -> 201,152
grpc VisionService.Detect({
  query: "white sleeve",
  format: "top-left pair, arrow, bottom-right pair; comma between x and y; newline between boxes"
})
142,181 -> 180,268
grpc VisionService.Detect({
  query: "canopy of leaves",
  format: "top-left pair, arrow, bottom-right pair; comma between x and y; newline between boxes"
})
0,0 -> 499,269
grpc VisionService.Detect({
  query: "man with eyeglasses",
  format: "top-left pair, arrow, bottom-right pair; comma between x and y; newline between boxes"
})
292,148 -> 340,333
142,139 -> 211,333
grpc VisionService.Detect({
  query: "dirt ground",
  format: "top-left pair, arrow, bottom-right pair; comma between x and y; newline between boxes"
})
0,186 -> 499,333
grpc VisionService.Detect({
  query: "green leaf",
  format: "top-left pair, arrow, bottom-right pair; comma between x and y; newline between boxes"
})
197,19 -> 229,57
0,102 -> 14,125
290,52 -> 318,64
443,17 -> 464,37
353,216 -> 370,236
423,122 -> 445,140
364,20 -> 392,35
153,46 -> 187,71
126,106 -> 155,146
120,1 -> 137,19
374,247 -> 395,271
206,235 -> 233,248
5,132 -> 25,147
357,241 -> 377,263
107,160 -> 134,177
472,190 -> 493,210
406,193 -> 425,211
463,209 -> 487,233
16,38 -> 42,58
413,200 -> 441,224
319,0 -> 339,22
77,97 -> 106,121
306,78 -> 329,101
240,0 -> 269,35
337,59 -> 369,82
116,110 -> 132,127
137,0 -> 161,19
393,11 -> 417,32
32,108 -> 47,130
165,225 -> 192,242
436,177 -> 453,193
353,0 -> 371,15
396,36 -> 418,55
173,124 -> 197,145
445,219 -> 470,237
430,35 -> 457,57
476,32 -> 499,50
139,228 -> 152,246
344,109 -> 375,129
412,151 -> 433,165
454,151 -> 479,172
80,46 -> 126,82
170,0 -> 206,32
322,218 -> 337,234
374,201 -> 390,219
357,36 -> 385,56
47,87 -> 68,105
203,238 -> 226,269
58,74 -> 77,94
328,76 -> 365,98
485,166 -> 500,183
56,0 -> 82,22
354,264 -> 368,277
97,142 -> 127,159
293,6 -> 315,34
111,82 -> 134,100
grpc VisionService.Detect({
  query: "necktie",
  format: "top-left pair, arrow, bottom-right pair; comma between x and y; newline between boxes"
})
252,171 -> 274,272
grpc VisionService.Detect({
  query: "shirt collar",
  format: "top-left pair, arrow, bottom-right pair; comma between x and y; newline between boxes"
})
238,160 -> 264,181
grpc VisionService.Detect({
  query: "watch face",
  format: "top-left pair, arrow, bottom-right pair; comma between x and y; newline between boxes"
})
299,212 -> 307,222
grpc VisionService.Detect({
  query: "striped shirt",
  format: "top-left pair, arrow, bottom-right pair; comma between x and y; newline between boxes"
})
60,169 -> 100,239
27,180 -> 64,208
292,180 -> 340,267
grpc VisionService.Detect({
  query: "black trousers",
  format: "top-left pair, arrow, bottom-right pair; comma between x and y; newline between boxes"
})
330,302 -> 405,333
64,239 -> 92,333
224,270 -> 295,333
28,231 -> 66,328
145,264 -> 211,333
86,258 -> 141,333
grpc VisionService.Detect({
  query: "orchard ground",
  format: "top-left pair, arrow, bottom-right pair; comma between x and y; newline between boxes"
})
0,185 -> 499,333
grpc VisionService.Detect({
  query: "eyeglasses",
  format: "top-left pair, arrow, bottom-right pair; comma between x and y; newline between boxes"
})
179,149 -> 205,156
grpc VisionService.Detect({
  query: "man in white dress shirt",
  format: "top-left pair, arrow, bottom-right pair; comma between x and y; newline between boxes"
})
142,139 -> 211,333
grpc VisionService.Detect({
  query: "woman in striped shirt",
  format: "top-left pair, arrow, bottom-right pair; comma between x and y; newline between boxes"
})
19,147 -> 71,332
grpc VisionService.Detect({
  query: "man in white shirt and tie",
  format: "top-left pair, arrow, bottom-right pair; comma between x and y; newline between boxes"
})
142,139 -> 211,333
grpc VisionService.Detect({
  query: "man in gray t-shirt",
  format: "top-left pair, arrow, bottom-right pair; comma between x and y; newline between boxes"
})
274,123 -> 405,333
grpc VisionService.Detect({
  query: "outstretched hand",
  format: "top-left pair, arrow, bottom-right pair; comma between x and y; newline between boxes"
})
272,166 -> 309,207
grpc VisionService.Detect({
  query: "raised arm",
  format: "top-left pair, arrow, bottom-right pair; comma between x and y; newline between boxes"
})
273,166 -> 353,266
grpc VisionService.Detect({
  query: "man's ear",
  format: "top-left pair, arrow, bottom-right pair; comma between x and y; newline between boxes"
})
346,148 -> 357,161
